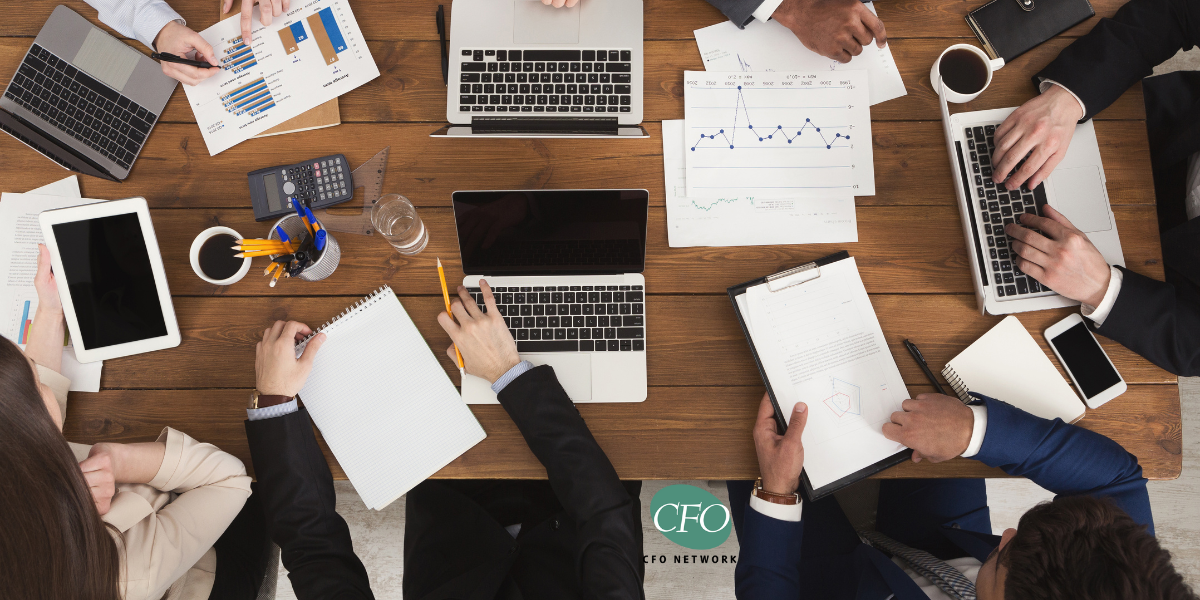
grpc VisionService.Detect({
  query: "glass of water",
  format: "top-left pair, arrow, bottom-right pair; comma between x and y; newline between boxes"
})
371,194 -> 429,255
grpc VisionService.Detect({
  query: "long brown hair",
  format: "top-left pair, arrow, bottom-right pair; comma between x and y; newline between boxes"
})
0,336 -> 121,600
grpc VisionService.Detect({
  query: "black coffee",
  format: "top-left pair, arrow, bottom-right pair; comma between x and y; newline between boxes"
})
198,234 -> 243,280
939,48 -> 989,95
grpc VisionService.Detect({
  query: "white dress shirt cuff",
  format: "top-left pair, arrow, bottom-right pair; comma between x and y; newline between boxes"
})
749,493 -> 803,521
1081,266 -> 1123,327
960,404 -> 989,458
247,398 -> 299,421
1038,79 -> 1087,120
134,2 -> 185,50
752,0 -> 787,22
492,361 -> 535,394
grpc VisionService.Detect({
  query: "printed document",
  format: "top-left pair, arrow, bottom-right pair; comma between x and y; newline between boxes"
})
183,0 -> 378,155
693,4 -> 907,106
663,120 -> 857,247
739,258 -> 908,489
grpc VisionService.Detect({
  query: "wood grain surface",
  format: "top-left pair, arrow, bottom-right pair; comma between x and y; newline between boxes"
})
0,0 -> 1179,480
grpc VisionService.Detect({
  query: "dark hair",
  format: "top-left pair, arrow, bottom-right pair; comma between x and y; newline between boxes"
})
1002,495 -> 1197,600
0,336 -> 121,600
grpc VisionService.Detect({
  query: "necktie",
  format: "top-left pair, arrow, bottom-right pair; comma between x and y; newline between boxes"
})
858,530 -> 977,600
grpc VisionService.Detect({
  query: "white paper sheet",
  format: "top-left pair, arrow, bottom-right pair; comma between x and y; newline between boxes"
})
183,0 -> 379,155
663,120 -> 857,247
684,70 -> 874,197
693,4 -> 907,106
741,258 -> 908,489
0,178 -> 104,392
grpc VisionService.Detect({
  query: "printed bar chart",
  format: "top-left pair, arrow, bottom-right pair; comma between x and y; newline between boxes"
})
220,37 -> 257,72
221,78 -> 274,116
306,7 -> 347,65
277,22 -> 308,55
18,300 -> 30,344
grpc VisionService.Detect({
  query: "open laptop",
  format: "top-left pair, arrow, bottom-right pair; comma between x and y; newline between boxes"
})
0,6 -> 176,181
945,107 -> 1125,315
432,0 -> 648,138
453,189 -> 649,404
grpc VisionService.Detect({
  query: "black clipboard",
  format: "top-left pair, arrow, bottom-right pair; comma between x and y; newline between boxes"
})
727,251 -> 913,502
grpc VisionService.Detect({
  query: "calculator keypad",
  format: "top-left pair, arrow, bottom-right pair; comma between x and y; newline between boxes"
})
281,155 -> 349,208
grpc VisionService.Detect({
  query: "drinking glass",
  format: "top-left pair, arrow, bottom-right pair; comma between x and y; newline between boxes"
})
371,194 -> 429,255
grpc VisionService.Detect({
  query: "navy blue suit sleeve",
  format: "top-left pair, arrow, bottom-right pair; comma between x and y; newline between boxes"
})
734,508 -> 804,599
701,0 -> 765,28
972,397 -> 1153,533
1094,267 -> 1200,377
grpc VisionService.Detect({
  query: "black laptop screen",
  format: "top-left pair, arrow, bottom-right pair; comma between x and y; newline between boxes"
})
453,190 -> 648,276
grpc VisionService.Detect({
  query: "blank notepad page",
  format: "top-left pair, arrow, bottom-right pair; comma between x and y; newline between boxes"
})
296,286 -> 486,510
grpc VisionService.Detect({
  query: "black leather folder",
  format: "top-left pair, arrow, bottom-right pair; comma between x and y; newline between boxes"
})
966,0 -> 1095,62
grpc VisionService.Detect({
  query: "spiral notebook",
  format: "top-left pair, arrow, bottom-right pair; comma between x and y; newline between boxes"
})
294,286 -> 486,510
941,315 -> 1085,423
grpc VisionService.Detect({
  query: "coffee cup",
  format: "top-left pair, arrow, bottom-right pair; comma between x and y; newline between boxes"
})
190,226 -> 251,285
930,44 -> 1005,103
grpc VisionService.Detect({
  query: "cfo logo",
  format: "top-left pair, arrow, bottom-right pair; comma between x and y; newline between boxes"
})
650,484 -> 731,550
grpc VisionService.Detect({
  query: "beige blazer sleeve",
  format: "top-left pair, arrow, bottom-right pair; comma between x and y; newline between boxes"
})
35,363 -> 70,423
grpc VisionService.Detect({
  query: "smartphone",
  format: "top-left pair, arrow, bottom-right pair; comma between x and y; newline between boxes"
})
1044,314 -> 1126,409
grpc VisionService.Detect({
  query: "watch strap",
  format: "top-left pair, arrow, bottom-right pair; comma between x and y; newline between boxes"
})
754,478 -> 799,505
256,395 -> 293,409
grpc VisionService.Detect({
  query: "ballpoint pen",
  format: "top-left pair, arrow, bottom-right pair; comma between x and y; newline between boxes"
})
150,52 -> 219,69
437,257 -> 465,372
436,5 -> 449,86
903,339 -> 947,395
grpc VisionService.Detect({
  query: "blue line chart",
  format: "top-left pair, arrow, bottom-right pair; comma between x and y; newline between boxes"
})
690,86 -> 850,151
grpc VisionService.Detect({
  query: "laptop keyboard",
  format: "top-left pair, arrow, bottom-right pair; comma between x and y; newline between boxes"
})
4,44 -> 157,170
965,125 -> 1053,299
467,283 -> 646,352
458,49 -> 633,114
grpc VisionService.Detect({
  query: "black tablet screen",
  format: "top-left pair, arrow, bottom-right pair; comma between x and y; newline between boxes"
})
52,212 -> 167,349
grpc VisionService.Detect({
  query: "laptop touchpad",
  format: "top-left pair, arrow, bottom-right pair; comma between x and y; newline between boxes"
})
73,28 -> 140,91
514,0 -> 581,45
524,353 -> 591,401
1048,166 -> 1112,233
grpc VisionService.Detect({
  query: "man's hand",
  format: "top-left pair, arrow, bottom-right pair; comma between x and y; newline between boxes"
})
79,444 -> 118,515
992,85 -> 1084,191
255,321 -> 325,397
437,281 -> 520,383
882,394 -> 974,463
225,0 -> 291,46
153,22 -> 220,86
753,393 -> 808,496
541,0 -> 580,6
1005,205 -> 1110,307
773,0 -> 887,63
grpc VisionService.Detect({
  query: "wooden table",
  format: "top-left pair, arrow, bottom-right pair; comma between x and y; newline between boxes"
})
1,0 -> 1180,481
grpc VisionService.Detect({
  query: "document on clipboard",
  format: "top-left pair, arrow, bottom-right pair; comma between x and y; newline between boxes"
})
729,252 -> 912,499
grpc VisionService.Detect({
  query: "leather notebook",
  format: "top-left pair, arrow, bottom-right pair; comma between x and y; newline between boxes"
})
966,0 -> 1095,62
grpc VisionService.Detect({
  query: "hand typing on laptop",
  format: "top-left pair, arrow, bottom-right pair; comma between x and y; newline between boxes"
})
991,84 -> 1085,191
541,0 -> 581,6
153,21 -> 220,85
438,280 -> 522,383
772,0 -> 888,63
1005,205 -> 1112,308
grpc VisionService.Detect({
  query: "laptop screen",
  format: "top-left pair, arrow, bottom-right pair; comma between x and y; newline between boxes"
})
453,190 -> 648,276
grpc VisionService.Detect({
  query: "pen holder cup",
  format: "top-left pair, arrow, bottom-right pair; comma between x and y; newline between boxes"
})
268,214 -> 341,281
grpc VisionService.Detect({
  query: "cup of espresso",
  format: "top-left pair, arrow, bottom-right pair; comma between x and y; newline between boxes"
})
930,44 -> 1005,103
190,226 -> 252,285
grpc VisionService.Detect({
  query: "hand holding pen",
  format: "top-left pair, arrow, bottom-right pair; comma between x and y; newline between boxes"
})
151,22 -> 220,85
436,278 -> 522,383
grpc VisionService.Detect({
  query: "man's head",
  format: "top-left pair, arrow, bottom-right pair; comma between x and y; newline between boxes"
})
974,495 -> 1196,600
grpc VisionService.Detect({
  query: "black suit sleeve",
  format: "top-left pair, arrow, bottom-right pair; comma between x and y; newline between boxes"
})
497,366 -> 645,600
1034,0 -> 1198,121
702,0 -> 766,28
1094,267 -> 1200,377
245,409 -> 375,600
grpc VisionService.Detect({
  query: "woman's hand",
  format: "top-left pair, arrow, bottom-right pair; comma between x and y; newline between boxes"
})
79,444 -> 119,515
33,244 -> 60,314
25,244 -> 66,372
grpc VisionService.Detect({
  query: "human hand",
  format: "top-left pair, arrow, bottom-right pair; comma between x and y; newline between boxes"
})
225,0 -> 291,46
34,244 -> 61,315
79,444 -> 119,515
773,0 -> 887,63
153,22 -> 220,86
992,85 -> 1084,191
542,0 -> 580,6
882,394 -> 974,463
753,393 -> 808,496
437,281 -> 520,383
1005,205 -> 1110,307
255,321 -> 325,397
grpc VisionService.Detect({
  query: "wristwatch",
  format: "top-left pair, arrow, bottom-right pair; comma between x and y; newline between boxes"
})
249,389 -> 294,410
753,477 -> 800,505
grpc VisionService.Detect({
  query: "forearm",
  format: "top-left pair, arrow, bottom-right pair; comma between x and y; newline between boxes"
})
81,0 -> 184,49
111,441 -> 167,484
24,306 -> 65,372
1095,268 -> 1200,377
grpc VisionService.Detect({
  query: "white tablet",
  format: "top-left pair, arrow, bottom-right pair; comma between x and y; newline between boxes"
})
39,197 -> 180,363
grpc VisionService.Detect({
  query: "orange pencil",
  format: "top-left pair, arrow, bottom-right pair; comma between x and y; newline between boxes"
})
437,257 -> 465,371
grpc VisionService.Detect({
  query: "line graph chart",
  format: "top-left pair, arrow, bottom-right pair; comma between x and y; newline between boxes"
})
684,71 -> 874,197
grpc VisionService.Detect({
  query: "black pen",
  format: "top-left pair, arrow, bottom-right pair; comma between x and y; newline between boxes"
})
436,5 -> 449,86
903,339 -> 946,395
151,52 -> 219,69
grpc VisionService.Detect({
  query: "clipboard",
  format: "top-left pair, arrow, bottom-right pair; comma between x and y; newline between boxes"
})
727,251 -> 913,502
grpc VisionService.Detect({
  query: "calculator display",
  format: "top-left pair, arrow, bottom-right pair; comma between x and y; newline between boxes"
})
263,173 -> 283,212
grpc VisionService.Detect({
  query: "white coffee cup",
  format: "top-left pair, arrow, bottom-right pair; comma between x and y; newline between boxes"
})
190,226 -> 252,285
930,44 -> 1005,103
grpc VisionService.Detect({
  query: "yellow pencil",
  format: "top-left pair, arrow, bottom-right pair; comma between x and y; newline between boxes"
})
234,250 -> 283,258
437,257 -> 465,370
264,262 -> 280,277
269,265 -> 284,287
233,244 -> 289,252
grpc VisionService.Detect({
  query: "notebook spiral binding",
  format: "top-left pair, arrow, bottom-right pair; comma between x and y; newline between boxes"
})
296,286 -> 393,351
941,366 -> 974,404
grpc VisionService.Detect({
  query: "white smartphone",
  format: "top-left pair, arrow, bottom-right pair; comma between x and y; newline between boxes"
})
1044,314 -> 1126,409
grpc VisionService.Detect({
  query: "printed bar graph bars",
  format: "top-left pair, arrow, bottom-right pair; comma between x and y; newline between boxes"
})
221,78 -> 274,116
306,7 -> 347,65
278,22 -> 308,55
220,37 -> 257,73
18,300 -> 30,344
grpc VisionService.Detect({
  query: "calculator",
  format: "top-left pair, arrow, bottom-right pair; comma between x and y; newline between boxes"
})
248,155 -> 354,221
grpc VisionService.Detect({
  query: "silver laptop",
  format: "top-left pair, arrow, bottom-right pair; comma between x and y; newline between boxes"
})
453,190 -> 648,404
945,107 -> 1125,315
433,0 -> 648,138
0,6 -> 176,181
